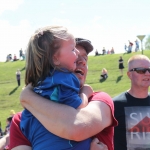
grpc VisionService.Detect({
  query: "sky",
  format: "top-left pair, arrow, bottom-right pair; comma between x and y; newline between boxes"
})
0,0 -> 150,62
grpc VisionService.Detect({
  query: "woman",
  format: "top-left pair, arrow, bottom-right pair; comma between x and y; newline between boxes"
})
118,56 -> 124,76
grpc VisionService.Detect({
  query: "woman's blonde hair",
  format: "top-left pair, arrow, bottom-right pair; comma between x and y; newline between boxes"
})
25,26 -> 73,86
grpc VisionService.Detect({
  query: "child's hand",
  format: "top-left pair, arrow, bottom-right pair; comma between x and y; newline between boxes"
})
80,84 -> 93,98
90,138 -> 108,150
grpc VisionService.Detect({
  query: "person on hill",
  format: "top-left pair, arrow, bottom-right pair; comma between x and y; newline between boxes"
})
124,44 -> 127,52
19,48 -> 23,59
10,36 -> 117,150
102,47 -> 106,55
118,56 -> 124,76
10,110 -> 16,117
16,69 -> 21,86
110,47 -> 115,54
100,68 -> 108,79
6,54 -> 10,62
13,54 -> 18,61
4,117 -> 12,135
0,122 -> 3,137
113,54 -> 150,150
128,40 -> 133,53
9,54 -> 12,61
135,39 -> 139,52
95,49 -> 99,56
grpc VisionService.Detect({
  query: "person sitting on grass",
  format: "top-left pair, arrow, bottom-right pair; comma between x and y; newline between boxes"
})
100,68 -> 108,79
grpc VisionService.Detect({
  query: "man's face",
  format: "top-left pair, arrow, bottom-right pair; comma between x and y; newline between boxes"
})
74,45 -> 88,88
127,59 -> 150,89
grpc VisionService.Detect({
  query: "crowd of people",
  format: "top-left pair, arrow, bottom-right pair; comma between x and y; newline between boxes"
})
95,47 -> 115,56
124,39 -> 140,53
6,49 -> 26,62
0,25 -> 150,150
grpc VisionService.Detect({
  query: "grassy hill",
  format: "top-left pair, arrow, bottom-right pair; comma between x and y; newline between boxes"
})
0,50 -> 150,130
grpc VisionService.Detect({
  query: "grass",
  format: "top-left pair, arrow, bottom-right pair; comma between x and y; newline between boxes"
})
0,50 -> 150,130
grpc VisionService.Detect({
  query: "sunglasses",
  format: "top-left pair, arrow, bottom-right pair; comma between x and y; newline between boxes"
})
129,68 -> 150,74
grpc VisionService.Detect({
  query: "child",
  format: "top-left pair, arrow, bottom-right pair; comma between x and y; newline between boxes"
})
100,68 -> 108,79
20,26 -> 93,149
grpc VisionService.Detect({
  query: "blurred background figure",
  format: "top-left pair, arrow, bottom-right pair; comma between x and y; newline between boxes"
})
100,68 -> 108,79
110,47 -> 115,54
95,49 -> 100,56
10,110 -> 16,117
118,56 -> 124,76
124,44 -> 127,52
16,69 -> 21,86
4,117 -> 12,135
19,48 -> 23,60
13,54 -> 18,61
0,122 -> 3,138
128,40 -> 133,53
6,54 -> 10,62
102,47 -> 106,55
135,39 -> 139,52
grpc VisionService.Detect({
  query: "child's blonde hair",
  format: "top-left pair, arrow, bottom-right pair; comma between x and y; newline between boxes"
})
25,26 -> 73,86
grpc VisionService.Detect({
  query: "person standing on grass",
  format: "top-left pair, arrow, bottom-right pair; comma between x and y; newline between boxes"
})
118,56 -> 124,76
135,39 -> 139,52
16,69 -> 21,86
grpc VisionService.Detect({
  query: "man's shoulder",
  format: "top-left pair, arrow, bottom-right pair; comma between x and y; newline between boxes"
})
113,91 -> 127,102
92,91 -> 111,100
12,112 -> 22,122
90,91 -> 112,104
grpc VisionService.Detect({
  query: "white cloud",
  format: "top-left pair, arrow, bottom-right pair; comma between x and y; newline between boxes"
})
0,0 -> 24,15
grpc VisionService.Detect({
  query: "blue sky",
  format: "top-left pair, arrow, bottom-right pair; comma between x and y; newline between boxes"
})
0,0 -> 150,61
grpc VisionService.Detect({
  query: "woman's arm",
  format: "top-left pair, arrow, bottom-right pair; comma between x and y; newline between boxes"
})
20,85 -> 112,141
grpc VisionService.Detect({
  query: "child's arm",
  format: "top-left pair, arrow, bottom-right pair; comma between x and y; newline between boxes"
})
78,84 -> 93,108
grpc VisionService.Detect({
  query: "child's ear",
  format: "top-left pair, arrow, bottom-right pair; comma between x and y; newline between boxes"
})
53,55 -> 60,66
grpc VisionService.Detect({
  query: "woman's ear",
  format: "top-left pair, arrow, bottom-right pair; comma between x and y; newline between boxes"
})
53,54 -> 60,66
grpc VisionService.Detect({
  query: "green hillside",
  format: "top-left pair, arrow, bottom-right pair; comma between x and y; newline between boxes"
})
0,50 -> 150,130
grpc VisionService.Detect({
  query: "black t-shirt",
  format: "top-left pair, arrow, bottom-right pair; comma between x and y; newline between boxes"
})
113,92 -> 150,150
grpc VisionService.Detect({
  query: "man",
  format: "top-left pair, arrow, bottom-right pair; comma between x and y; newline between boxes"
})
10,38 -> 117,150
135,39 -> 139,52
113,54 -> 150,150
128,40 -> 133,53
